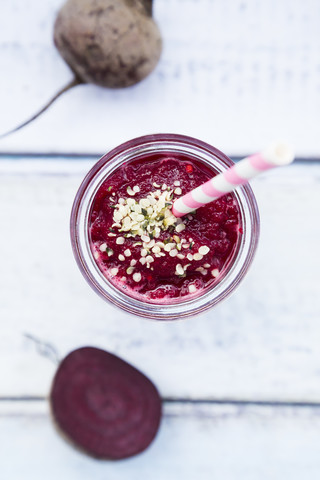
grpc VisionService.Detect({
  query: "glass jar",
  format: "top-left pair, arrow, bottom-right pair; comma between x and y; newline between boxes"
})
70,134 -> 259,320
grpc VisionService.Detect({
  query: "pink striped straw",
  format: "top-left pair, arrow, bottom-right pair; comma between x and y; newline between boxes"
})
172,142 -> 294,217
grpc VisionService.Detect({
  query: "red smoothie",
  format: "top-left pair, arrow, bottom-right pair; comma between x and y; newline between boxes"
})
89,153 -> 241,303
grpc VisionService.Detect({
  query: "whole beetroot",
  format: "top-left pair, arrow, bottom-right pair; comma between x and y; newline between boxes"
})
1,0 -> 162,138
54,0 -> 162,88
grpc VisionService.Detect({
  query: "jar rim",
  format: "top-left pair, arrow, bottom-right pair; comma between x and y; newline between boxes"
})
70,134 -> 260,320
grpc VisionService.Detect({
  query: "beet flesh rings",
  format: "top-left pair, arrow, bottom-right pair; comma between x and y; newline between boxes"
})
50,347 -> 162,459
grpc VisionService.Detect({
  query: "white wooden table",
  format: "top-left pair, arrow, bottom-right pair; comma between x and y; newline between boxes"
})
1,1 -> 320,479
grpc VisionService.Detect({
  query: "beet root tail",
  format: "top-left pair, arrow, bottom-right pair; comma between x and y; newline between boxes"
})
0,76 -> 82,139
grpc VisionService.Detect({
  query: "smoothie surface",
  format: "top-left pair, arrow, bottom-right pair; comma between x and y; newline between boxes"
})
89,153 -> 241,302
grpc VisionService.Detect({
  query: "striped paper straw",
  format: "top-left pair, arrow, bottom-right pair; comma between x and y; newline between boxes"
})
172,142 -> 294,217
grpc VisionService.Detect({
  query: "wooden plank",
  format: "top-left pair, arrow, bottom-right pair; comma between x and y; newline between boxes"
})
0,0 -> 319,155
0,161 -> 319,400
1,401 -> 320,479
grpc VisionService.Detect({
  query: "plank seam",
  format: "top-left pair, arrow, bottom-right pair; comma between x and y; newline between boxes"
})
0,154 -> 319,163
2,397 -> 320,408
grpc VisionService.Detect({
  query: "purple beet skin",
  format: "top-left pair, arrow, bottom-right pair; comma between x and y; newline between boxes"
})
50,347 -> 162,459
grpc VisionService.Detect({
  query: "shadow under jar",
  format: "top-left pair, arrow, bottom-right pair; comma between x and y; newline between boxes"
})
70,134 -> 259,320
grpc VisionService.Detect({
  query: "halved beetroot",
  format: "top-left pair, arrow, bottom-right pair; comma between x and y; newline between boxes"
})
50,347 -> 162,459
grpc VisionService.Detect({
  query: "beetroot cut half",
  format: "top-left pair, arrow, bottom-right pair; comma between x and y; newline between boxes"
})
50,347 -> 162,459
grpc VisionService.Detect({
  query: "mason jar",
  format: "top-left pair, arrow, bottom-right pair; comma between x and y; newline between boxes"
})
70,134 -> 259,320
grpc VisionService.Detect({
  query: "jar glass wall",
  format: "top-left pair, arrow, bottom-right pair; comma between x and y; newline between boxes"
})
70,134 -> 260,320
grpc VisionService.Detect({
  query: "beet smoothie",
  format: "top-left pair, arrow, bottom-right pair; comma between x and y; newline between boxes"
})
89,153 -> 241,303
